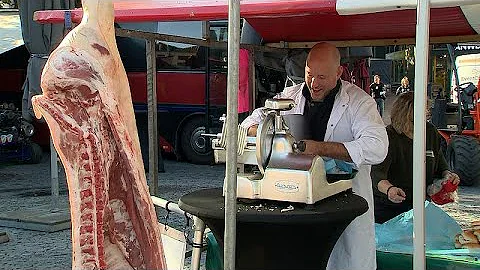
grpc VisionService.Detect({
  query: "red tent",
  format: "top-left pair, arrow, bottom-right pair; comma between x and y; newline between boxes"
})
33,0 -> 480,44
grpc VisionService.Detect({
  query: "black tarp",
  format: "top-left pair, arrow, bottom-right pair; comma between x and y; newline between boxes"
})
369,59 -> 393,85
18,0 -> 75,122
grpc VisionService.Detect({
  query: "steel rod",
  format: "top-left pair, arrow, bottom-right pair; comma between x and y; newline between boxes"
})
50,137 -> 59,197
413,1 -> 430,270
191,216 -> 206,270
150,196 -> 186,216
224,0 -> 241,268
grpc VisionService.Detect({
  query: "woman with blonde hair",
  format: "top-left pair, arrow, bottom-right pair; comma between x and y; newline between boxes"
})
396,76 -> 411,95
371,91 -> 460,223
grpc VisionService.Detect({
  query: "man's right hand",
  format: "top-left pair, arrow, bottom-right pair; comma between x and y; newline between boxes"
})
387,186 -> 406,203
247,125 -> 258,137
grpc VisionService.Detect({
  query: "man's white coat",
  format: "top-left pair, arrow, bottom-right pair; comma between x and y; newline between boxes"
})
241,80 -> 388,270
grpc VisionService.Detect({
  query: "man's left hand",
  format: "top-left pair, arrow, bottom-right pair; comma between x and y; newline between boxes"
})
442,170 -> 460,186
301,140 -> 319,155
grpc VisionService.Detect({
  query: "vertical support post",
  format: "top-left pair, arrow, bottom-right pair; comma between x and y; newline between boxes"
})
146,39 -> 158,197
224,0 -> 240,268
50,137 -> 59,197
203,21 -> 211,142
413,1 -> 430,270
190,216 -> 206,270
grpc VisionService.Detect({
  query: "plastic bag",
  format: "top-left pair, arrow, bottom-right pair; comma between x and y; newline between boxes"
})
375,201 -> 462,253
322,157 -> 354,174
427,178 -> 459,205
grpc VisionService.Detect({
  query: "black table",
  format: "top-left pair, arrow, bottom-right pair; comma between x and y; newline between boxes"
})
178,188 -> 368,270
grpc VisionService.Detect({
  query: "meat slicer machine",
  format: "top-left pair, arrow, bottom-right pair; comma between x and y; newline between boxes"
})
211,98 -> 353,204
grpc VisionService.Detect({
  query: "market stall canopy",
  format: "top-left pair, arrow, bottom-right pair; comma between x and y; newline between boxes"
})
33,0 -> 480,45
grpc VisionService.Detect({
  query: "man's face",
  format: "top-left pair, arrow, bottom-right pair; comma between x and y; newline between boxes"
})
305,59 -> 342,101
374,76 -> 380,84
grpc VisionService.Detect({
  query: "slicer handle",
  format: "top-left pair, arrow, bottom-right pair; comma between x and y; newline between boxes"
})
292,140 -> 306,153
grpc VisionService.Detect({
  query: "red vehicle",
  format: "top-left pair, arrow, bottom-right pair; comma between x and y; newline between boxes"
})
1,21 -> 231,165
117,21 -> 230,165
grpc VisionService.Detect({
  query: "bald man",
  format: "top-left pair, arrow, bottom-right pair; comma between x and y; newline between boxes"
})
240,42 -> 388,270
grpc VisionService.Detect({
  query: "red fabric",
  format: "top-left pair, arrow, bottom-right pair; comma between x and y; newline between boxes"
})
33,0 -> 337,23
238,49 -> 250,113
430,181 -> 458,205
352,59 -> 371,94
33,4 -> 475,43
340,63 -> 352,82
248,7 -> 474,43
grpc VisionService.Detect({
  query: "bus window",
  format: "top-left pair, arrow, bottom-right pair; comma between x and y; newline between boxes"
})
209,24 -> 228,72
156,21 -> 205,70
156,42 -> 205,70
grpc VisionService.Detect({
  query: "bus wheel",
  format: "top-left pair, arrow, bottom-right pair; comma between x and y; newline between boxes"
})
447,135 -> 480,186
180,117 -> 213,165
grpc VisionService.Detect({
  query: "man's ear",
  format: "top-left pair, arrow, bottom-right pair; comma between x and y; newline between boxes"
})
336,65 -> 344,79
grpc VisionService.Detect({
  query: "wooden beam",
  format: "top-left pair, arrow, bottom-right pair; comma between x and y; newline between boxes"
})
146,39 -> 159,197
115,28 -> 287,53
265,35 -> 480,48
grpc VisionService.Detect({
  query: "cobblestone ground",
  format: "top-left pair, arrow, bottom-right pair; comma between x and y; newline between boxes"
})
0,155 -> 224,270
1,152 -> 479,270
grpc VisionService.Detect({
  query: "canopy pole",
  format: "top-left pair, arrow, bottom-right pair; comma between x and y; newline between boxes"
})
413,0 -> 430,270
50,137 -> 59,197
224,0 -> 240,268
146,38 -> 159,198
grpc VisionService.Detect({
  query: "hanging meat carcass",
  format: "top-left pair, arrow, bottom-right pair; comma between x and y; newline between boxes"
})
31,0 -> 166,269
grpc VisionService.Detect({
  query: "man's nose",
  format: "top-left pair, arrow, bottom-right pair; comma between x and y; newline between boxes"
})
311,77 -> 320,88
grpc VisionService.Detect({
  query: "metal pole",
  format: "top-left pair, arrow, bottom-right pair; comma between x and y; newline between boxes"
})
224,0 -> 240,268
203,21 -> 211,150
150,196 -> 186,215
50,137 -> 59,197
150,196 -> 204,270
191,216 -> 206,270
146,39 -> 159,197
413,1 -> 430,270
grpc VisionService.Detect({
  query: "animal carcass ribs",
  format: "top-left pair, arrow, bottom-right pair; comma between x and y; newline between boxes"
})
31,1 -> 166,269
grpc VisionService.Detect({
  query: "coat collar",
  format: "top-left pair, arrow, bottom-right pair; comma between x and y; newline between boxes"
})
324,80 -> 350,141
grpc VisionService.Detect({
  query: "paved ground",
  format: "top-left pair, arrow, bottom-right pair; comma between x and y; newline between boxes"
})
0,155 -> 224,269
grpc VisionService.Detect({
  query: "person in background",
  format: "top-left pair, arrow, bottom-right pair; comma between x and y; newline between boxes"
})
370,74 -> 386,117
396,76 -> 411,95
241,42 -> 388,270
371,91 -> 460,224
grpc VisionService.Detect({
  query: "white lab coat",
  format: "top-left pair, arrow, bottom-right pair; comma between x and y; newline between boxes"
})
241,80 -> 388,270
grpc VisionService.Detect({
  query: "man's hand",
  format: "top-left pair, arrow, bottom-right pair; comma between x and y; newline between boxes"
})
247,125 -> 258,137
442,170 -> 460,186
301,140 -> 319,155
298,140 -> 353,162
387,186 -> 406,203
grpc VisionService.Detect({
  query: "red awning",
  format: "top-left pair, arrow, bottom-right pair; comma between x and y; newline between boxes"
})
33,0 -> 337,24
33,0 -> 478,43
